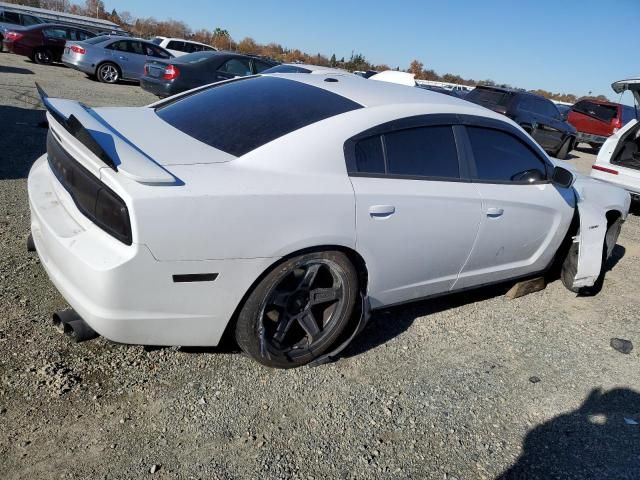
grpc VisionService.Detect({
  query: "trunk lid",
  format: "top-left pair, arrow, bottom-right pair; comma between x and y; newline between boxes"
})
612,78 -> 640,105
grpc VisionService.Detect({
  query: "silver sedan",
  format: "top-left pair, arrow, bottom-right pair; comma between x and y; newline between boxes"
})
62,35 -> 173,83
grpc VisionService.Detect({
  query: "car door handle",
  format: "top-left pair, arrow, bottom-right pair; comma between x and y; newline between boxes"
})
369,205 -> 395,218
486,207 -> 504,218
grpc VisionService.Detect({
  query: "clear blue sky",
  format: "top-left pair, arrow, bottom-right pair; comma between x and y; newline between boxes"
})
107,0 -> 639,104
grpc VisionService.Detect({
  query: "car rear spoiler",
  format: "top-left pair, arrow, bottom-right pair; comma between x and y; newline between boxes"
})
36,83 -> 175,185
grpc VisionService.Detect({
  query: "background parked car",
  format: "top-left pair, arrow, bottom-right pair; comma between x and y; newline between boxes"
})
62,35 -> 172,83
466,86 -> 576,159
0,6 -> 44,51
261,63 -> 349,75
590,78 -> 640,200
567,99 -> 638,150
150,36 -> 216,57
140,51 -> 277,97
2,23 -> 94,64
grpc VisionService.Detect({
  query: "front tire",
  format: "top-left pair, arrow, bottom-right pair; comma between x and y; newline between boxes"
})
96,62 -> 120,83
235,251 -> 358,368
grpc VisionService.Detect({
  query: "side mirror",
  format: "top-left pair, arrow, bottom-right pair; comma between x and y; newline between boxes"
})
551,166 -> 575,188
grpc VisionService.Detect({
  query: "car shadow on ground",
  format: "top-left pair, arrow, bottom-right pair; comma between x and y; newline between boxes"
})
346,245 -> 626,359
0,65 -> 34,75
574,144 -> 600,155
497,387 -> 640,479
0,106 -> 47,180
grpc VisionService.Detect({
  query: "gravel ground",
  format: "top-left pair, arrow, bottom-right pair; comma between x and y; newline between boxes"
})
1,53 -> 639,480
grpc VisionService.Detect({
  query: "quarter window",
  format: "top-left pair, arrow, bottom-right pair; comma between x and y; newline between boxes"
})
467,127 -> 548,183
354,136 -> 385,174
384,126 -> 459,178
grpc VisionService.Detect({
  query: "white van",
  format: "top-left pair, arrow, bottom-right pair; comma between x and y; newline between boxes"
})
151,36 -> 216,57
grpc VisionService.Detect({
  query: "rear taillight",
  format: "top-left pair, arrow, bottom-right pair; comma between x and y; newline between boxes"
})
70,45 -> 86,55
592,165 -> 618,175
5,31 -> 23,41
162,64 -> 180,80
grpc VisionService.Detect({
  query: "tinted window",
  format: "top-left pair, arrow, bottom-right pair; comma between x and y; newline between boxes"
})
384,126 -> 459,178
262,65 -> 312,74
467,88 -> 514,107
167,40 -> 187,52
43,28 -> 67,39
156,76 -> 362,157
21,14 -> 42,26
219,58 -> 252,76
144,44 -> 170,58
573,100 -> 618,122
69,29 -> 94,41
254,60 -> 274,73
2,11 -> 20,24
467,127 -> 547,183
354,136 -> 385,174
151,37 -> 163,45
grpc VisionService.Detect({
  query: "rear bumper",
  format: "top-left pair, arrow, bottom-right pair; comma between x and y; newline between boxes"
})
61,55 -> 94,74
28,154 -> 267,346
576,131 -> 609,145
140,76 -> 182,97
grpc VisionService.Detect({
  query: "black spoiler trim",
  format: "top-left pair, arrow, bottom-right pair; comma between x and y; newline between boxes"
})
36,82 -> 118,171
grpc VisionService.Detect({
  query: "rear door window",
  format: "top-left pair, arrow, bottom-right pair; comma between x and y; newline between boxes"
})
21,14 -> 41,26
155,76 -> 362,157
144,44 -> 171,58
384,126 -> 460,179
467,126 -> 548,183
219,58 -> 252,76
43,27 -> 67,39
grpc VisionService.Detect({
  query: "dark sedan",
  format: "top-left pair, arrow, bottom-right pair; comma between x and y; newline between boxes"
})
2,23 -> 94,64
140,51 -> 278,98
466,86 -> 577,159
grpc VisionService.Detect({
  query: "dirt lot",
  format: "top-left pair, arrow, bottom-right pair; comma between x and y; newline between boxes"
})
1,52 -> 639,479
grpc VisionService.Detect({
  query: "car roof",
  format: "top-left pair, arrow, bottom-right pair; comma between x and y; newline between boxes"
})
261,73 -> 500,115
161,37 -> 211,47
279,63 -> 349,73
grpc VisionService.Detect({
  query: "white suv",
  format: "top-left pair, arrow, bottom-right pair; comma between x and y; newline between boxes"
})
150,36 -> 216,57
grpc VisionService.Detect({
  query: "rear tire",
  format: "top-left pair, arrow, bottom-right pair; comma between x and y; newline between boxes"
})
235,251 -> 358,368
96,62 -> 120,83
33,48 -> 53,65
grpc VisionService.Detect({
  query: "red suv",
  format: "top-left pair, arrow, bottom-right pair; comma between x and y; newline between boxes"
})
567,99 -> 638,150
2,23 -> 94,64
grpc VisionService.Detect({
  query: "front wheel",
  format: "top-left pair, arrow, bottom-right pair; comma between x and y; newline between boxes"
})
96,62 -> 120,83
235,251 -> 358,368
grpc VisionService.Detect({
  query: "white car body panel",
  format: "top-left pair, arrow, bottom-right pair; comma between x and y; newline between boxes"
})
28,74 -> 631,347
457,182 -> 575,288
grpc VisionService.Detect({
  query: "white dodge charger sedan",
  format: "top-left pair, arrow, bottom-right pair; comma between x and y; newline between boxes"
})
29,74 -> 630,368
